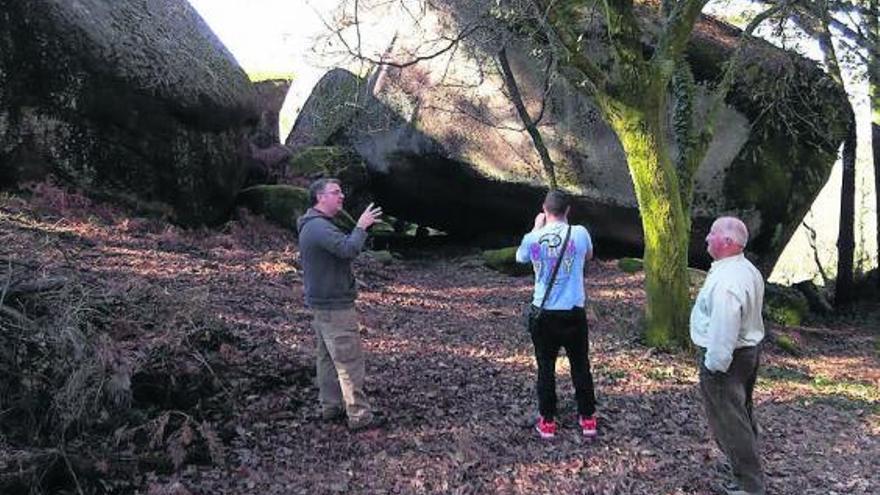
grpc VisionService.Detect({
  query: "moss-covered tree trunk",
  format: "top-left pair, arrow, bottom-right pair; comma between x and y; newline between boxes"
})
533,0 -> 704,346
532,0 -> 780,346
604,84 -> 691,347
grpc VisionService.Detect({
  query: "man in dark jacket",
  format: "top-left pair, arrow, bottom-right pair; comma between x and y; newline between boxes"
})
297,178 -> 383,431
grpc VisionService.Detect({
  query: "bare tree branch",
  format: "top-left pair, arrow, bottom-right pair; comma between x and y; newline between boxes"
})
654,0 -> 711,70
498,47 -> 558,188
803,215 -> 832,285
528,0 -> 606,93
695,2 -> 791,163
328,8 -> 484,69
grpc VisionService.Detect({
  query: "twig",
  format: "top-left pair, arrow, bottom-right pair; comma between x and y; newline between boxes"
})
59,448 -> 85,495
190,350 -> 229,394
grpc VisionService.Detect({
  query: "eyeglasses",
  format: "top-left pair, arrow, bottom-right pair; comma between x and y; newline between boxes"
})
320,189 -> 344,196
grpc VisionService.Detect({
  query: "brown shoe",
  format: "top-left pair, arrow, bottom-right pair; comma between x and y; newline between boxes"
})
348,413 -> 386,431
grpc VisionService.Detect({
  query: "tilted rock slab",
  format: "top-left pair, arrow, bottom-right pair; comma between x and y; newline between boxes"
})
283,8 -> 848,272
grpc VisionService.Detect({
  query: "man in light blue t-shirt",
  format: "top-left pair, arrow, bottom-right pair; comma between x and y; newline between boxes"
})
516,190 -> 597,439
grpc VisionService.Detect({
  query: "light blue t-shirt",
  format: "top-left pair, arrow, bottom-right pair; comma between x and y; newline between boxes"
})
515,222 -> 592,310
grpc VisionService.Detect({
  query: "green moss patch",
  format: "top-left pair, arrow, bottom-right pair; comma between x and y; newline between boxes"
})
773,333 -> 803,355
761,366 -> 879,413
237,185 -> 310,230
764,283 -> 809,326
365,250 -> 396,265
762,365 -> 812,382
482,247 -> 532,276
237,184 -> 355,232
617,257 -> 644,273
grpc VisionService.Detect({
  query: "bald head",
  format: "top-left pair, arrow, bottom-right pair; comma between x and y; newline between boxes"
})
715,217 -> 748,247
706,216 -> 749,260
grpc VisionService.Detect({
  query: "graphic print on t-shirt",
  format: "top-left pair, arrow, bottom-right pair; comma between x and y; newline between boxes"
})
530,230 -> 576,282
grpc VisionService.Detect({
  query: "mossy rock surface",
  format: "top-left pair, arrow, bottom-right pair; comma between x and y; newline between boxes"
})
365,250 -> 395,265
764,283 -> 809,326
483,247 -> 531,276
618,258 -> 644,273
370,219 -> 395,234
285,69 -> 367,149
238,184 -> 357,233
289,146 -> 364,177
238,185 -> 310,230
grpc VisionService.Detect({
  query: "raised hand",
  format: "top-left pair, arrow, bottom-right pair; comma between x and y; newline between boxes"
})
533,212 -> 546,231
356,202 -> 383,230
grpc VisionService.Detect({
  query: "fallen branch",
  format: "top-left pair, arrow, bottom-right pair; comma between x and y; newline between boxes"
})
0,304 -> 32,326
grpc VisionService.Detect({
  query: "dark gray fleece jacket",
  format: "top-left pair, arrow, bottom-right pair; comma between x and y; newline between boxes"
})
296,208 -> 368,309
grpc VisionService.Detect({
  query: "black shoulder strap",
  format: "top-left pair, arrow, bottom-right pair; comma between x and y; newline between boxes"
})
538,225 -> 571,310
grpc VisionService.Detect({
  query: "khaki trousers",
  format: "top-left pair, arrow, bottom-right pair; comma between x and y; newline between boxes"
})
312,307 -> 372,426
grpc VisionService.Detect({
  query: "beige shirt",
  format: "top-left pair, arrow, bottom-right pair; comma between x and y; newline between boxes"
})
690,253 -> 765,372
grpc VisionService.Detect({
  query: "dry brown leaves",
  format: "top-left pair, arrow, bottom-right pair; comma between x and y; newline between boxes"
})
1,185 -> 877,494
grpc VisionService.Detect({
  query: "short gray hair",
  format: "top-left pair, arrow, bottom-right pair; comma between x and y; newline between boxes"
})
716,216 -> 749,247
309,178 -> 340,205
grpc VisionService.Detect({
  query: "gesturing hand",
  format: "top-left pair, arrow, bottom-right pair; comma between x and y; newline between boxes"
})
356,202 -> 383,230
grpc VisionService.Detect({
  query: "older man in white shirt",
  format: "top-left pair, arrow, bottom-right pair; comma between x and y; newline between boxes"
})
690,216 -> 766,495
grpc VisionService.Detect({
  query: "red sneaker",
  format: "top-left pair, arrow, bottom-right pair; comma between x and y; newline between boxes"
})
579,415 -> 598,437
535,416 -> 557,439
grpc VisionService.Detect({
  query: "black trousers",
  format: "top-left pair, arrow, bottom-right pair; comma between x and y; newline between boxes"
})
530,306 -> 596,420
699,345 -> 765,494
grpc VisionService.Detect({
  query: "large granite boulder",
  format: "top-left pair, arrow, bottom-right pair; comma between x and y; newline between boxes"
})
282,7 -> 848,272
285,68 -> 369,152
0,0 -> 259,225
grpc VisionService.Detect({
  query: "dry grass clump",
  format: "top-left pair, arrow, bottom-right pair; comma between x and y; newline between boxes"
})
0,184 -> 246,494
0,262 -> 234,493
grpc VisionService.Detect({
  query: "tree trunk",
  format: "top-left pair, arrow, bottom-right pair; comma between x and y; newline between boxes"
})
873,120 -> 880,289
814,13 -> 856,305
870,1 -> 880,289
835,120 -> 856,305
606,91 -> 691,347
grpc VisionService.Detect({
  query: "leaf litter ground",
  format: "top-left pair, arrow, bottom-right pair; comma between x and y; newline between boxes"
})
0,187 -> 877,495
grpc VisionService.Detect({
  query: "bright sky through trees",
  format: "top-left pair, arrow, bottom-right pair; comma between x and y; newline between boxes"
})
187,0 -> 323,78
